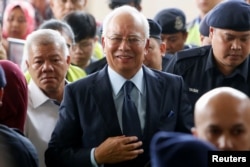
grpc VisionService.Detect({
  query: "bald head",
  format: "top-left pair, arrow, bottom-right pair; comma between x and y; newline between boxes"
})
195,87 -> 250,124
193,87 -> 250,151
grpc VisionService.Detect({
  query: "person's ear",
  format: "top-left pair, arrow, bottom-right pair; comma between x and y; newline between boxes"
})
191,127 -> 198,137
83,0 -> 88,7
94,36 -> 99,43
66,55 -> 71,66
101,37 -> 107,55
136,4 -> 142,11
144,39 -> 150,55
25,60 -> 29,69
49,0 -> 55,9
209,27 -> 214,39
160,42 -> 166,57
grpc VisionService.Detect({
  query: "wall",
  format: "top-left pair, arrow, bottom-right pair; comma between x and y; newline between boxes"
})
86,0 -> 200,24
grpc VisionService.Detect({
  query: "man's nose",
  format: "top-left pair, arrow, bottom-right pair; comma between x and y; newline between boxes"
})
217,135 -> 234,151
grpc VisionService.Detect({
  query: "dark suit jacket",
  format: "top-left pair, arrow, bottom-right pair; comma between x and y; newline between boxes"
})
45,65 -> 193,167
0,124 -> 38,167
85,57 -> 107,75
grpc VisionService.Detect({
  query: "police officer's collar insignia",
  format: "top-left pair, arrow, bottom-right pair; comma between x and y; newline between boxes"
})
175,16 -> 183,30
189,88 -> 199,93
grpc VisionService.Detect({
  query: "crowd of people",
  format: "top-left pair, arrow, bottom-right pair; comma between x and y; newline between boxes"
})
0,0 -> 249,167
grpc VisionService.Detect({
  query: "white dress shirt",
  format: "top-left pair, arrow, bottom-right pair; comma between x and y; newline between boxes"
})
24,80 -> 60,167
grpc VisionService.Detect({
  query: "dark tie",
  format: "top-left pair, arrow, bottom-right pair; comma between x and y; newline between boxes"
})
122,81 -> 142,138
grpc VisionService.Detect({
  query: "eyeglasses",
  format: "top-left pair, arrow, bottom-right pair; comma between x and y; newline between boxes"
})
106,36 -> 145,46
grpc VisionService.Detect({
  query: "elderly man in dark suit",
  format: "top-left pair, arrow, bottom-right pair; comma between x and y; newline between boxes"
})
45,5 -> 193,167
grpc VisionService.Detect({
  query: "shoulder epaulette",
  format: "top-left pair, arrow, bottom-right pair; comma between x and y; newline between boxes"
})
175,45 -> 211,62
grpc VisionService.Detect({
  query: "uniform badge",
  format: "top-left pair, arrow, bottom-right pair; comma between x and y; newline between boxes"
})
175,16 -> 184,30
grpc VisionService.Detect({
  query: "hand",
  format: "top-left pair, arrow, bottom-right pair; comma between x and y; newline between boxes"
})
94,135 -> 143,164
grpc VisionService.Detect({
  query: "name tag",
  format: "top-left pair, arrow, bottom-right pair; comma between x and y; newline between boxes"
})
189,88 -> 199,93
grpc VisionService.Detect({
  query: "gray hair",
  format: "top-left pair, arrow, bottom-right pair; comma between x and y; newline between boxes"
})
39,19 -> 75,45
102,5 -> 149,38
24,29 -> 69,61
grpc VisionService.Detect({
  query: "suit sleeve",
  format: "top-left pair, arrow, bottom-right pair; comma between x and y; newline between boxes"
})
175,76 -> 194,133
45,85 -> 93,167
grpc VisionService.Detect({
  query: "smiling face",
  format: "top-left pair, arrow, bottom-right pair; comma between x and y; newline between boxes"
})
102,12 -> 149,79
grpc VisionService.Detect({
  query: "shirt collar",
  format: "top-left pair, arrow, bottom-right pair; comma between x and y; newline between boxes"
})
28,79 -> 68,108
108,66 -> 144,96
29,80 -> 51,108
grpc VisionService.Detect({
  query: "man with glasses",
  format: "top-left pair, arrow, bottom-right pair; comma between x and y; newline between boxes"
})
63,11 -> 98,70
45,5 -> 193,167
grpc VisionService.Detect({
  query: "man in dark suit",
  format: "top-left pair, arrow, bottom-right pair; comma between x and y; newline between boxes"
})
45,5 -> 193,167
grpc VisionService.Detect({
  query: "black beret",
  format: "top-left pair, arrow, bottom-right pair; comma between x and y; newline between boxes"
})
199,14 -> 210,37
147,19 -> 162,40
207,1 -> 250,31
154,8 -> 186,34
150,132 -> 217,167
0,65 -> 6,88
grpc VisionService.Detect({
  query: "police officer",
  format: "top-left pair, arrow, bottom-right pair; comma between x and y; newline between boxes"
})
144,19 -> 166,71
154,8 -> 196,55
165,1 -> 250,110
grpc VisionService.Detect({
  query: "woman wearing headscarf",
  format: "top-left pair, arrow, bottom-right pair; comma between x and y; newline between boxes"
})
2,0 -> 36,61
0,60 -> 28,132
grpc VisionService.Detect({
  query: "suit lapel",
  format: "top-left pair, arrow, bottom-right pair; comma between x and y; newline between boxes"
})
91,66 -> 122,136
142,67 -> 163,139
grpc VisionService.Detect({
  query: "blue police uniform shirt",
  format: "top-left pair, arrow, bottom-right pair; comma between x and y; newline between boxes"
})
165,45 -> 250,109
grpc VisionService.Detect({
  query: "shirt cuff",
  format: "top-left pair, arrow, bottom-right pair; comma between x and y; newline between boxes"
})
91,148 -> 99,167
